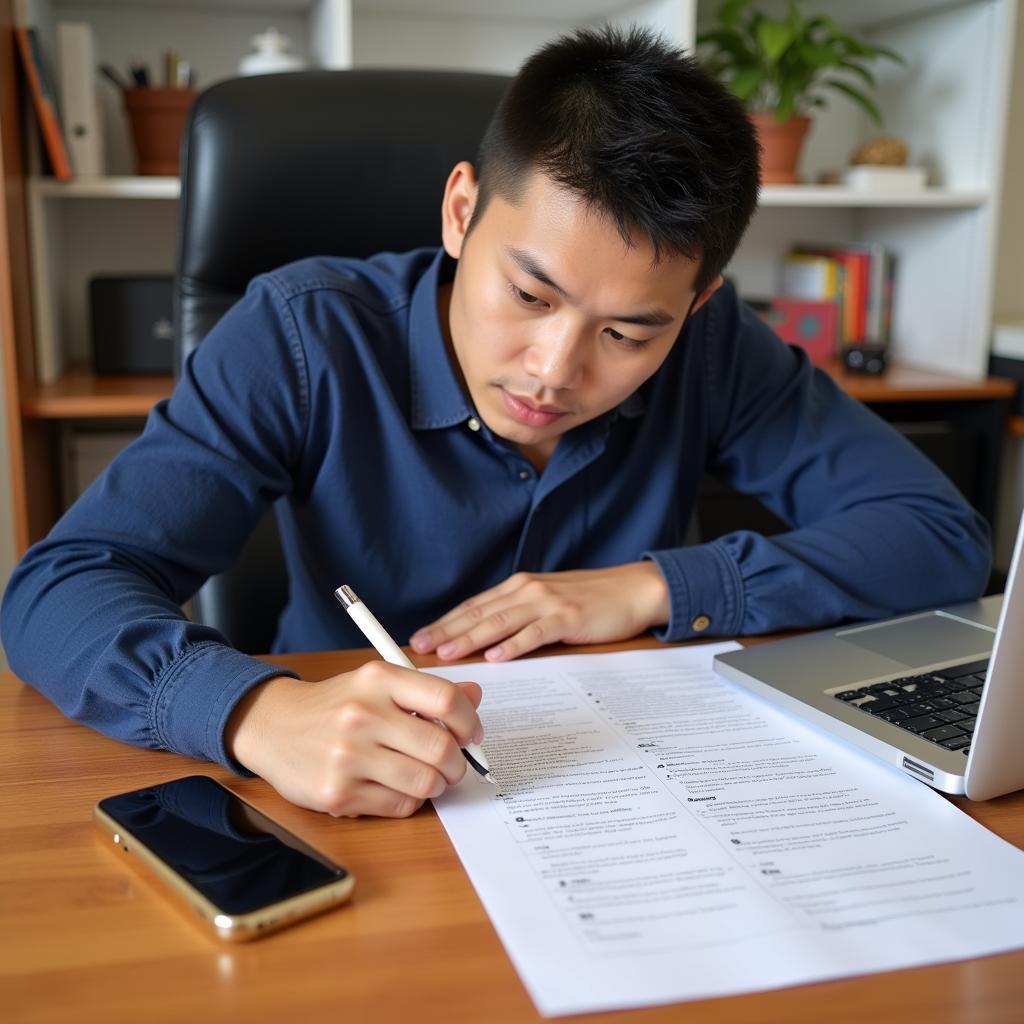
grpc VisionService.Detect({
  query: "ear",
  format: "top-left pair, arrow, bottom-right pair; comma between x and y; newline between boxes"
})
690,274 -> 724,317
441,161 -> 479,261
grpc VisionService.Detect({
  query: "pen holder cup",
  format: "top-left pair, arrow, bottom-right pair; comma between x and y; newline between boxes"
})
124,88 -> 198,175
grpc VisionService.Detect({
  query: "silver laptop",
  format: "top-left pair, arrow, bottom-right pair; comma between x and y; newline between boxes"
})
714,511 -> 1024,800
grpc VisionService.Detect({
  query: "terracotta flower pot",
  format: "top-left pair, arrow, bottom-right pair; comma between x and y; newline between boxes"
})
124,88 -> 199,175
750,113 -> 811,185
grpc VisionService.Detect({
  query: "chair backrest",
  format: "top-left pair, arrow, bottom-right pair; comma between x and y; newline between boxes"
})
175,69 -> 510,653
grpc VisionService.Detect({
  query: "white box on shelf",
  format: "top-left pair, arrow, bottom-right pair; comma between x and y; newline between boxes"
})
993,322 -> 1024,361
842,165 -> 928,193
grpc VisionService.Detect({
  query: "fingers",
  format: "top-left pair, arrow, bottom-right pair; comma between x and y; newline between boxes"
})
374,706 -> 468,786
412,580 -> 580,661
377,664 -> 483,747
239,664 -> 488,821
319,775 -> 428,819
456,681 -> 483,709
336,782 -> 425,819
430,601 -> 545,661
410,573 -> 533,653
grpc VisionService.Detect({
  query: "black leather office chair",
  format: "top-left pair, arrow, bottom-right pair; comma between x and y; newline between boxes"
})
175,69 -> 509,653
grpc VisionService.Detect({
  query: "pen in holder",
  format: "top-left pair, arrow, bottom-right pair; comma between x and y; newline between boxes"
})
123,87 -> 198,175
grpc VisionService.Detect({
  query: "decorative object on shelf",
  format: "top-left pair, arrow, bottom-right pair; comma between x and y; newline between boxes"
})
697,0 -> 903,184
849,135 -> 907,165
123,87 -> 198,175
748,296 -> 839,365
843,134 -> 926,192
239,28 -> 307,76
14,26 -> 73,181
841,341 -> 888,376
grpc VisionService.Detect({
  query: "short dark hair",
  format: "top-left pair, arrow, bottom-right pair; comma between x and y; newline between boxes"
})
468,25 -> 760,291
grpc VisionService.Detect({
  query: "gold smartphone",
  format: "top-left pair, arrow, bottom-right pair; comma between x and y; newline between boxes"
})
94,775 -> 354,941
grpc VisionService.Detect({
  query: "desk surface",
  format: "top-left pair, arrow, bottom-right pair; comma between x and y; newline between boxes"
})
3,638 -> 1023,1024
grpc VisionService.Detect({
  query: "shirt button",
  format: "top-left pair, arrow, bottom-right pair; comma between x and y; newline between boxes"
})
518,469 -> 531,480
691,614 -> 711,633
467,417 -> 481,432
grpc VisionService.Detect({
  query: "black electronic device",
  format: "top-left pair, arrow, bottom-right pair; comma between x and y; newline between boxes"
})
90,274 -> 174,374
94,775 -> 354,940
842,342 -> 889,376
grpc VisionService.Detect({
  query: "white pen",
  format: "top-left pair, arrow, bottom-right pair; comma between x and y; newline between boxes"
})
333,585 -> 495,784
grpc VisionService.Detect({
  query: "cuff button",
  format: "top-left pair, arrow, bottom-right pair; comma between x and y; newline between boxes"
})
691,614 -> 711,633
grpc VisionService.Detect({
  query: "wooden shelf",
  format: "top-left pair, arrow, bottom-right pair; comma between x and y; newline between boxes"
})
821,360 -> 1017,404
17,363 -> 1016,421
22,370 -> 173,419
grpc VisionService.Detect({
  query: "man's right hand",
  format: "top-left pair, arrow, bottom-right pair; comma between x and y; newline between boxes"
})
225,662 -> 484,818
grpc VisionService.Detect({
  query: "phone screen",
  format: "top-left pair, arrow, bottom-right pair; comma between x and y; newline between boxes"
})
98,775 -> 347,915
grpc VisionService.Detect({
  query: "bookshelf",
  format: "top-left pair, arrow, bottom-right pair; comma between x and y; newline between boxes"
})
2,0 -> 1020,555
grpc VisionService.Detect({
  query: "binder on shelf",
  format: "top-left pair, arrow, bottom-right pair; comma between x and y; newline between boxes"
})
56,22 -> 105,177
14,25 -> 73,181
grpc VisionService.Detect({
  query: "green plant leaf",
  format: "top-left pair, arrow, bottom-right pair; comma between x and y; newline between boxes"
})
871,44 -> 906,65
838,59 -> 876,86
776,80 -> 798,122
696,27 -> 755,62
822,78 -> 883,125
757,18 -> 794,63
730,64 -> 763,101
799,41 -> 841,69
719,0 -> 750,29
702,0 -> 903,128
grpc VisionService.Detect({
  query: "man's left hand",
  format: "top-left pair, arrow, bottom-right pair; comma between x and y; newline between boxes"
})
409,561 -> 670,662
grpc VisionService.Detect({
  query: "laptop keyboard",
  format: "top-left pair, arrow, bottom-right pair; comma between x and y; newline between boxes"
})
832,658 -> 988,755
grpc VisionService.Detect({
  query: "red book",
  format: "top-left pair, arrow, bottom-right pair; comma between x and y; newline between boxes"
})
14,26 -> 73,181
754,298 -> 840,366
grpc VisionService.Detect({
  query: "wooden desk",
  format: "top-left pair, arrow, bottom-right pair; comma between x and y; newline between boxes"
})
3,639 -> 1023,1024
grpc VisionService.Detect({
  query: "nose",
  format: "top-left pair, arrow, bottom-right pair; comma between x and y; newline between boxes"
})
522,324 -> 586,392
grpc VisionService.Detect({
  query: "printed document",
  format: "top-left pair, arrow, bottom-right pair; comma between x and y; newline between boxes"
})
429,643 -> 1024,1017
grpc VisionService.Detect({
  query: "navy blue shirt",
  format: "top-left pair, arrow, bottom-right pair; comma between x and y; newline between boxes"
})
1,248 -> 990,770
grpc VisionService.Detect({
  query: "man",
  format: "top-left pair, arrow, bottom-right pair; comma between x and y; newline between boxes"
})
1,28 -> 990,819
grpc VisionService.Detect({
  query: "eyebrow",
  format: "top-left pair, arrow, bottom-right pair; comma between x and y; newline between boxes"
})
505,246 -> 677,328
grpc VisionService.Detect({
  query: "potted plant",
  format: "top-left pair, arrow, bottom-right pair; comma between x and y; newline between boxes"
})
697,0 -> 903,183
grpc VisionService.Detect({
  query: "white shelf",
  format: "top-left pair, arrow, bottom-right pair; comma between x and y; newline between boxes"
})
28,178 -> 989,210
30,176 -> 181,199
759,186 -> 990,208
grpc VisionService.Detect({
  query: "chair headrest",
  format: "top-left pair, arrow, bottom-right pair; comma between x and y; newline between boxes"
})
175,69 -> 509,365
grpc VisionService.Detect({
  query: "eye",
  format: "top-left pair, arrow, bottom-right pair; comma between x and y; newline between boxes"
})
508,282 -> 548,308
603,326 -> 649,349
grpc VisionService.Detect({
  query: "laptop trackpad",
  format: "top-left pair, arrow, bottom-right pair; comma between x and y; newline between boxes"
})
838,613 -> 992,665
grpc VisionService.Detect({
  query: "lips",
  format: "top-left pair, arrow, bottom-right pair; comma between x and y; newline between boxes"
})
500,389 -> 568,427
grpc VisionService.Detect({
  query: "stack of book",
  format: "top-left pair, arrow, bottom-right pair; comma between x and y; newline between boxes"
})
780,243 -> 897,349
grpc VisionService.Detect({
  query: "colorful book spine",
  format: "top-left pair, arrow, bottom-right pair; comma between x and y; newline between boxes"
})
15,26 -> 73,181
788,243 -> 894,345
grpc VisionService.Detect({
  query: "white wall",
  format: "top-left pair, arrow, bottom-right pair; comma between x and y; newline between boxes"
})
994,5 -> 1024,326
994,6 -> 1024,571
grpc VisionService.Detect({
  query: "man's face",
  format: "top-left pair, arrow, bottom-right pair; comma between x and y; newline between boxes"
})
439,164 -> 720,466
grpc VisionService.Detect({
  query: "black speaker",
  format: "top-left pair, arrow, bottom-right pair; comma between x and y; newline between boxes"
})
90,275 -> 174,374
